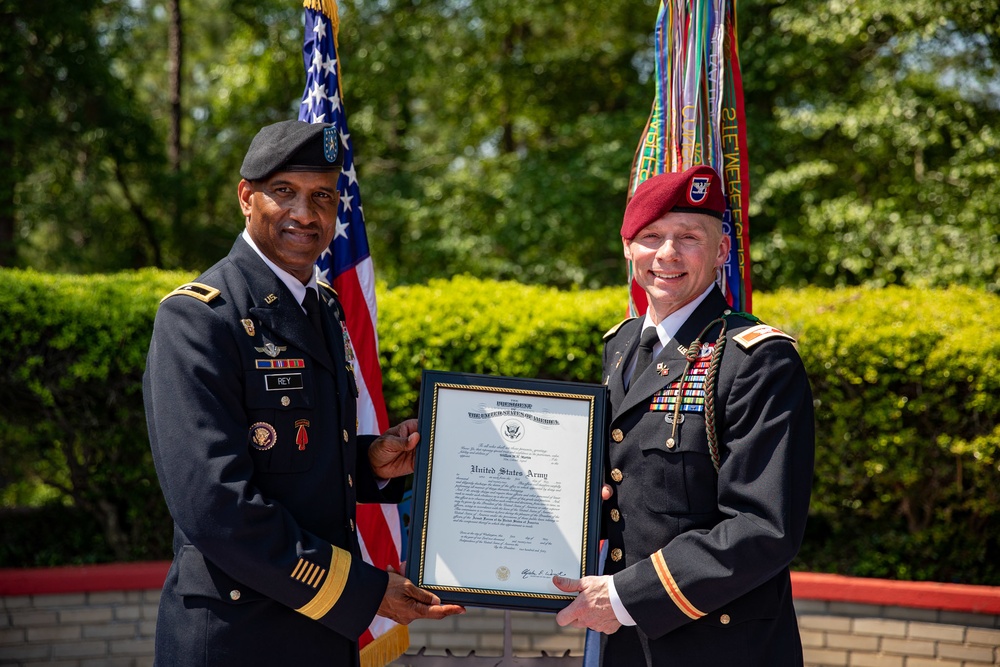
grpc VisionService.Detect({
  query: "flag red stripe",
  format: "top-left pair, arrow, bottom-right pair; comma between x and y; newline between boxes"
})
332,267 -> 389,432
357,504 -> 400,569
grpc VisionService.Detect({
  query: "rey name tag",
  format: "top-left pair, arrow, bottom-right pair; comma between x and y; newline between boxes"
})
265,373 -> 304,391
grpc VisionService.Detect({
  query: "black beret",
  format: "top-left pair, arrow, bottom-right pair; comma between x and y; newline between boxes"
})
240,119 -> 344,181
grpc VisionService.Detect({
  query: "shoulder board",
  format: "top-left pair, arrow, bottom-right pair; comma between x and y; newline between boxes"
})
724,310 -> 761,324
733,324 -> 795,350
317,280 -> 339,297
603,318 -> 635,340
160,282 -> 220,304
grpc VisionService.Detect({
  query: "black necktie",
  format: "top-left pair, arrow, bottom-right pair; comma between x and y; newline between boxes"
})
629,326 -> 660,388
303,287 -> 323,335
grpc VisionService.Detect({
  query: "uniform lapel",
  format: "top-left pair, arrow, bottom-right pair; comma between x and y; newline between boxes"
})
607,320 -> 640,411
317,287 -> 354,417
615,343 -> 686,421
612,288 -> 730,421
229,237 -> 337,373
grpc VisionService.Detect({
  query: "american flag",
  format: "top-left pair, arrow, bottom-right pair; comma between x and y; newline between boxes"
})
298,1 -> 408,664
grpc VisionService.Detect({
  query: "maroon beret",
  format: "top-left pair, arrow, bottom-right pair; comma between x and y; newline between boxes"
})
621,165 -> 726,239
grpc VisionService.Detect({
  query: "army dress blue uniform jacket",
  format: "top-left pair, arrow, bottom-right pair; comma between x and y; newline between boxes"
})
143,236 -> 403,666
600,287 -> 815,666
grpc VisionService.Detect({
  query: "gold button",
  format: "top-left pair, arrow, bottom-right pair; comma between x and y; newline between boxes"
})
229,590 -> 241,601
610,468 -> 623,483
610,509 -> 620,522
610,548 -> 622,562
281,396 -> 290,407
342,429 -> 349,442
612,429 -> 624,443
347,474 -> 353,488
720,613 -> 731,625
666,438 -> 676,449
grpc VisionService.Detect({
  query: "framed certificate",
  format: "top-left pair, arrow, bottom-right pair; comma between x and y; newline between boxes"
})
405,370 -> 607,612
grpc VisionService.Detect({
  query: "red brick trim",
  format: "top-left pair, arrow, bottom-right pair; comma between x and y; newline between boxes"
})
0,561 -> 170,595
1,564 -> 998,615
790,571 -> 1000,614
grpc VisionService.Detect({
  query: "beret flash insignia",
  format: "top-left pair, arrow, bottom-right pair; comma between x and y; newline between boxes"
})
688,175 -> 711,204
323,124 -> 339,163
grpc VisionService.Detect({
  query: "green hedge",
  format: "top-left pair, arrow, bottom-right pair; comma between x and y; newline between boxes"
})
1,270 -> 997,583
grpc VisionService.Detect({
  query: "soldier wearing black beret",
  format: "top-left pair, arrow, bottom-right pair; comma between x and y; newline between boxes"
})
143,120 -> 463,666
553,166 -> 815,666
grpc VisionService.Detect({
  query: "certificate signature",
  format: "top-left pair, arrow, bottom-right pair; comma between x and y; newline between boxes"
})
520,568 -> 567,580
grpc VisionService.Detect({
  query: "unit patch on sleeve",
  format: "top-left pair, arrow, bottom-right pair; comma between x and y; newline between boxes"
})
733,324 -> 795,350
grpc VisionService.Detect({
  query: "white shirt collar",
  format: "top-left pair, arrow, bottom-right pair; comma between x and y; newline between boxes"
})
242,229 -> 318,313
623,283 -> 717,387
640,282 -> 717,352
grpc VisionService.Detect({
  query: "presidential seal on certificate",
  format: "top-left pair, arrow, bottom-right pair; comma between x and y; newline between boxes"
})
405,371 -> 607,611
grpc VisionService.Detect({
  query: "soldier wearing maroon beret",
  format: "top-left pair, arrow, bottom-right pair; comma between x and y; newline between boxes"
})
143,120 -> 463,666
554,165 -> 815,666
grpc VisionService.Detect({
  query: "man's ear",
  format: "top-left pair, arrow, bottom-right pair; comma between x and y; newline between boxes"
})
622,237 -> 633,262
716,231 -> 731,268
237,179 -> 253,217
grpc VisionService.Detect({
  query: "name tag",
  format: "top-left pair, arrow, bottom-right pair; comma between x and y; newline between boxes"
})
265,373 -> 304,391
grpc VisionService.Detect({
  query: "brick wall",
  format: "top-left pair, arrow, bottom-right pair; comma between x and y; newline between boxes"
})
1,590 -> 158,666
1,566 -> 998,666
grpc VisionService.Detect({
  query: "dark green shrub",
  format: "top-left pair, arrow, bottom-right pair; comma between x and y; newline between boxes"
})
762,286 -> 1000,583
0,268 -> 189,564
1,270 -> 997,583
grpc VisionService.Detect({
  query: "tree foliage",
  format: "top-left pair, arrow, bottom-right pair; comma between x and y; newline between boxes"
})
742,0 -> 1000,292
2,0 -> 998,291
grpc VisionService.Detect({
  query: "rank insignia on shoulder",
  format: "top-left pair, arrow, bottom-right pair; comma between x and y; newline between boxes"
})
160,282 -> 220,304
733,324 -> 795,350
317,280 -> 339,298
603,318 -> 634,340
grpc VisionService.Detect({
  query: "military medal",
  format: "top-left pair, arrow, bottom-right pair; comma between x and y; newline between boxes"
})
255,359 -> 305,369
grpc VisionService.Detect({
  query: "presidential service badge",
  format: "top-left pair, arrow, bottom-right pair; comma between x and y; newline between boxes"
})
688,175 -> 711,205
249,422 -> 277,451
